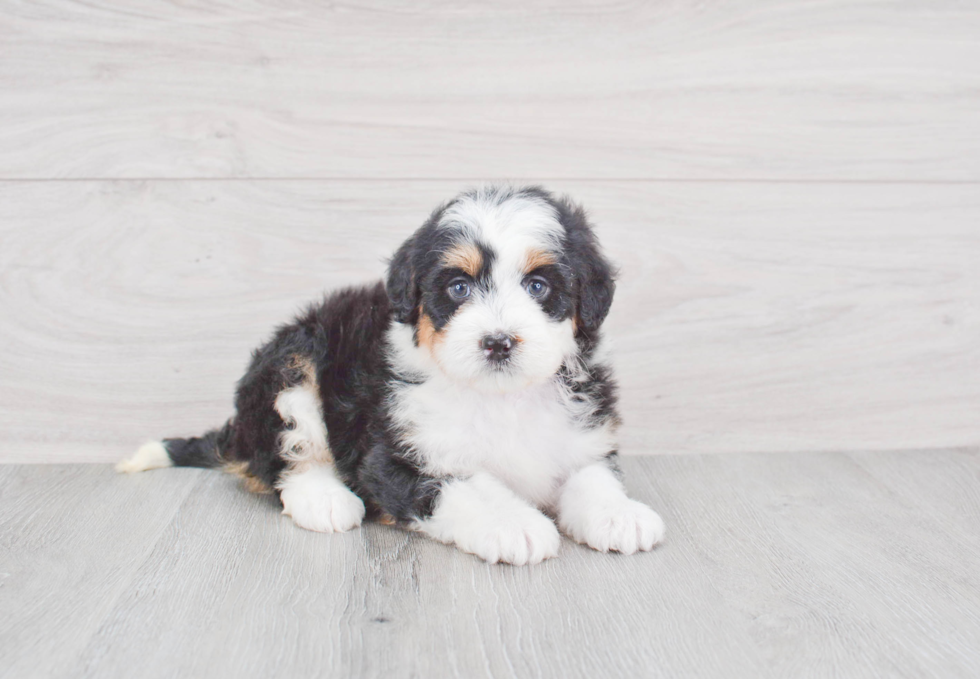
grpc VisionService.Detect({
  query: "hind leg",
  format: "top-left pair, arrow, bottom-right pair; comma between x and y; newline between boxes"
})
279,463 -> 365,533
273,379 -> 364,533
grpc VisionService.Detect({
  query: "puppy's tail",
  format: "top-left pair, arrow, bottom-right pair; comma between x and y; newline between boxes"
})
116,420 -> 233,474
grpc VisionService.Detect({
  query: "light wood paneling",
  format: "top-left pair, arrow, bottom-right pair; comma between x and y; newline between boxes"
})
1,180 -> 976,462
2,453 -> 979,678
1,1 -> 979,180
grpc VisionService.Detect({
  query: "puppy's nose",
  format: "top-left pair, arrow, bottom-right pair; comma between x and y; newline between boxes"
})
480,333 -> 514,362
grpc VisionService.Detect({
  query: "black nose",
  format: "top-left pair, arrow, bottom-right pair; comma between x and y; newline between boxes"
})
481,333 -> 514,362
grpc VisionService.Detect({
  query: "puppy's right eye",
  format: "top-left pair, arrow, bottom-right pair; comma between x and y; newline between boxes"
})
447,278 -> 471,300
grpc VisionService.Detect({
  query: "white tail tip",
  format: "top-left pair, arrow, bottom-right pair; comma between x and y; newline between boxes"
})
116,441 -> 172,474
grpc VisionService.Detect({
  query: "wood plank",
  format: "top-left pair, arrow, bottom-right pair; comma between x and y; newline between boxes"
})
3,454 -> 980,677
1,1 -> 979,180
69,465 -> 769,679
1,180 -> 977,462
0,464 -> 204,679
847,447 -> 980,549
655,450 -> 980,678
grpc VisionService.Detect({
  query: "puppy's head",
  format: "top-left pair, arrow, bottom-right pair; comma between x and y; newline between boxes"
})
386,186 -> 614,392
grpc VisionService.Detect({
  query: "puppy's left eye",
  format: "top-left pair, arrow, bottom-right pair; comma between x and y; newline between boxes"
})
448,278 -> 471,300
525,276 -> 550,299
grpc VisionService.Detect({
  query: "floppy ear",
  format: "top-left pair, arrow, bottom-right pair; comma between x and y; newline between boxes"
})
385,235 -> 419,324
577,249 -> 615,330
559,200 -> 616,332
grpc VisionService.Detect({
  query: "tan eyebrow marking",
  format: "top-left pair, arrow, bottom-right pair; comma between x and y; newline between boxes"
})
441,243 -> 482,277
522,248 -> 557,274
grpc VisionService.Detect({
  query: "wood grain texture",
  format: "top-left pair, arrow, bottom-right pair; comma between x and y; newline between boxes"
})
1,454 -> 979,678
0,465 -> 204,679
1,180 -> 977,463
663,451 -> 980,678
1,1 -> 979,180
4,4 -> 978,675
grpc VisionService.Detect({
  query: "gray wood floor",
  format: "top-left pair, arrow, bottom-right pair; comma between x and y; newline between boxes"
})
2,452 -> 979,678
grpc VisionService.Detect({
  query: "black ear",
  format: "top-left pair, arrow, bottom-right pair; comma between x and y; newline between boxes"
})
559,200 -> 616,332
578,251 -> 615,330
385,235 -> 419,324
386,204 -> 452,324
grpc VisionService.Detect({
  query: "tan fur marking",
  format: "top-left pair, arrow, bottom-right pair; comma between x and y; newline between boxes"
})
378,513 -> 397,526
416,311 -> 444,350
223,461 -> 273,495
286,354 -> 317,383
442,243 -> 482,277
522,248 -> 557,273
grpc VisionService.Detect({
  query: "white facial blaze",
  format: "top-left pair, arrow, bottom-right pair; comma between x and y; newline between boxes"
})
438,278 -> 575,391
441,187 -> 564,252
432,188 -> 577,392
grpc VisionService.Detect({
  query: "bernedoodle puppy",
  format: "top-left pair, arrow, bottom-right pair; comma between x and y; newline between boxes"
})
118,185 -> 665,565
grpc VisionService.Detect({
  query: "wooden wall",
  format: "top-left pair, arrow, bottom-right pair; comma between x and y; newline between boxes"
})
1,1 -> 978,462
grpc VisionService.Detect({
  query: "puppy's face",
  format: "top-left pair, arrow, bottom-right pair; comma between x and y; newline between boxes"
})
387,187 -> 614,392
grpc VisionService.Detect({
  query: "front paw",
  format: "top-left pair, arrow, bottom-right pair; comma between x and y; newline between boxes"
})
421,473 -> 561,565
562,498 -> 665,555
453,508 -> 561,566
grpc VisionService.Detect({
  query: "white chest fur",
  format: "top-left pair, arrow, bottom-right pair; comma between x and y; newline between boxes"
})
389,375 -> 616,508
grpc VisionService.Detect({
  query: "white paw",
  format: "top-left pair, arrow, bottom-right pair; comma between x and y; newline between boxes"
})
564,498 -> 665,555
282,485 -> 365,533
278,465 -> 365,533
421,474 -> 561,565
456,507 -> 561,566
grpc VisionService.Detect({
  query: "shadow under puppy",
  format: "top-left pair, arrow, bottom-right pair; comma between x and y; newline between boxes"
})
118,185 -> 665,565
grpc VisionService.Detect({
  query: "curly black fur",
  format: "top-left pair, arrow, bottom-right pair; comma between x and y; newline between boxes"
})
159,186 -> 620,525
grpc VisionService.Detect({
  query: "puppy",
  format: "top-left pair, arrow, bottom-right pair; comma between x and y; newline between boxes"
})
118,185 -> 665,565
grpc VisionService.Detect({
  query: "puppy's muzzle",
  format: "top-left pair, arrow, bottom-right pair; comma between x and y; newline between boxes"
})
481,333 -> 516,363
